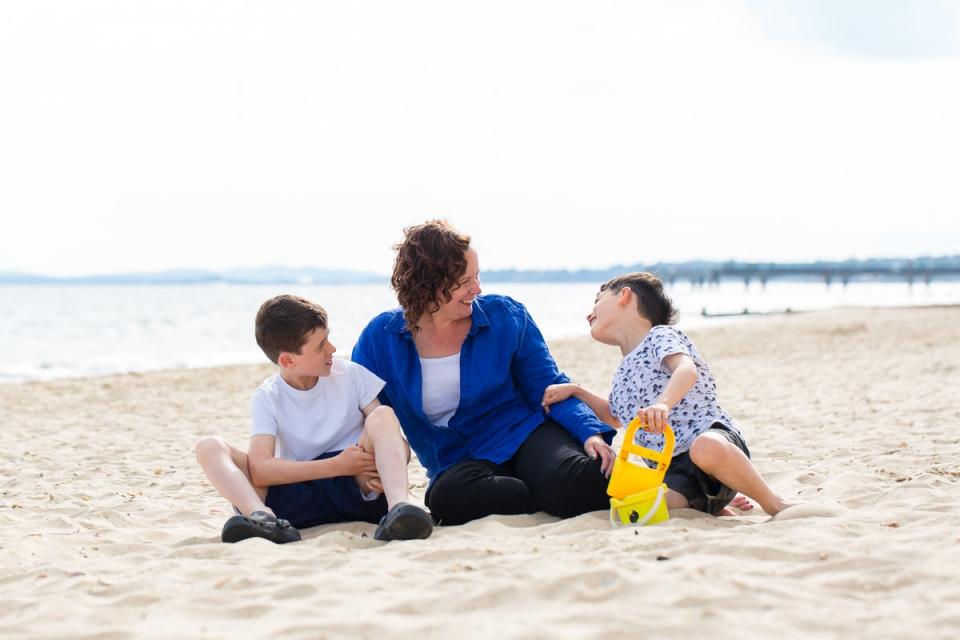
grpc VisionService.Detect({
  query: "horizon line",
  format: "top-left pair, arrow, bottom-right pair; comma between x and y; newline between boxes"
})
0,253 -> 960,280
2,254 -> 959,283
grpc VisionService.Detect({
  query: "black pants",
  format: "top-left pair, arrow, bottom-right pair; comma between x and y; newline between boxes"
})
424,420 -> 610,525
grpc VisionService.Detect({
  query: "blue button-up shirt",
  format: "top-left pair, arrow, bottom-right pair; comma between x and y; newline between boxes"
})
351,294 -> 614,480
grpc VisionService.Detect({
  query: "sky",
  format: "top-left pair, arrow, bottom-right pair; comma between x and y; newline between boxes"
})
1,1 -> 959,277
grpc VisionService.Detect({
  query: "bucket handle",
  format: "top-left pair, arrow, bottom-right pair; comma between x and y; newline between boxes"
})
619,417 -> 675,471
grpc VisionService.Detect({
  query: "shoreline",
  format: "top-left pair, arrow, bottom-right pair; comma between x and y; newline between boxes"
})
4,302 -> 959,387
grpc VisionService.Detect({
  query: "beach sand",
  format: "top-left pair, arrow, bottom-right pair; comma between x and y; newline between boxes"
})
2,306 -> 959,639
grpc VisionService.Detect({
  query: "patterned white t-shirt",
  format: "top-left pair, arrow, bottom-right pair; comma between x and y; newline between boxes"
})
609,325 -> 741,461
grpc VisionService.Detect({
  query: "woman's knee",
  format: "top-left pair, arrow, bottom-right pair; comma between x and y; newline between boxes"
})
426,460 -> 535,525
427,460 -> 494,505
526,458 -> 608,519
424,466 -> 480,525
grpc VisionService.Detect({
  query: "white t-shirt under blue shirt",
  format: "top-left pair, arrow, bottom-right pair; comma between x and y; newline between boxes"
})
250,358 -> 385,461
609,325 -> 742,460
419,353 -> 461,427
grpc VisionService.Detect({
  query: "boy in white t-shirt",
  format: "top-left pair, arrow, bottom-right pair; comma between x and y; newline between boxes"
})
195,294 -> 433,543
541,273 -> 794,517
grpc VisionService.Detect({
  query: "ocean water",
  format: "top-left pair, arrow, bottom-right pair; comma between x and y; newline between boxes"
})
1,280 -> 958,383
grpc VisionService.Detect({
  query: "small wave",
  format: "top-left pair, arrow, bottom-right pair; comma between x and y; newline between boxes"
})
0,363 -> 89,383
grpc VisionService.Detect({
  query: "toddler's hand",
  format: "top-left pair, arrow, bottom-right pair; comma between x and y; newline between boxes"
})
584,435 -> 615,478
637,403 -> 670,434
541,383 -> 578,413
336,445 -> 378,476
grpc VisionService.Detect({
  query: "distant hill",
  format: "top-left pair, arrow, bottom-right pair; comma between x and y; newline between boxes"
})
0,266 -> 386,285
2,255 -> 959,285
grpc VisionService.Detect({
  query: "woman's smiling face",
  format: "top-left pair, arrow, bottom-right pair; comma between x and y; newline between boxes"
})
434,248 -> 481,322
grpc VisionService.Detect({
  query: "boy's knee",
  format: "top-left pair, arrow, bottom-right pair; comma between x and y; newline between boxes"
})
195,435 -> 226,461
365,405 -> 399,434
370,405 -> 397,420
689,434 -> 732,468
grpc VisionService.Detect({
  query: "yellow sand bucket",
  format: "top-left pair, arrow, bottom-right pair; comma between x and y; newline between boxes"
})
607,418 -> 674,527
610,483 -> 669,526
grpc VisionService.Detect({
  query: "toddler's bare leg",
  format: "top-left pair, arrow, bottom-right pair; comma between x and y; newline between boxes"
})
357,406 -> 411,510
688,432 -> 792,516
665,488 -> 690,510
195,436 -> 270,517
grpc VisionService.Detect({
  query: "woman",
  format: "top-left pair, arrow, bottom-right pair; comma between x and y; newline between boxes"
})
352,220 -> 615,525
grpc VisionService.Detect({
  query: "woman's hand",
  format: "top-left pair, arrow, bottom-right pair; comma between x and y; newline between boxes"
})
637,402 -> 670,434
584,435 -> 616,478
541,383 -> 579,413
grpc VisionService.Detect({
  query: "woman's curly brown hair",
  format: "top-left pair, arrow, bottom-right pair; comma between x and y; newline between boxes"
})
392,220 -> 472,332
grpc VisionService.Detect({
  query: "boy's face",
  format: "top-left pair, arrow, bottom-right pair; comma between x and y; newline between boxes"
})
283,326 -> 337,377
587,288 -> 624,345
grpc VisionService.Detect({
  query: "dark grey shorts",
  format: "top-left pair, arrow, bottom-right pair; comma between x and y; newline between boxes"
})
665,424 -> 750,515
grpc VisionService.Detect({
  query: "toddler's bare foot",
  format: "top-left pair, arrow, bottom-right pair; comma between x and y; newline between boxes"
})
716,494 -> 755,516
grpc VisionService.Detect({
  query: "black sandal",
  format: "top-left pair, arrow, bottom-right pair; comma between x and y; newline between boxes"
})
374,502 -> 434,541
221,511 -> 302,544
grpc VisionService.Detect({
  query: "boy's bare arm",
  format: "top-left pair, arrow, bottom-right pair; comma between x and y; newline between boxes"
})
542,383 -> 620,428
572,384 -> 621,428
657,353 -> 698,408
639,353 -> 698,433
247,434 -> 377,487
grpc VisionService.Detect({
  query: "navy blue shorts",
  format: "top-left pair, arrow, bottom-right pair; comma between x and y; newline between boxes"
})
264,450 -> 388,529
665,424 -> 751,515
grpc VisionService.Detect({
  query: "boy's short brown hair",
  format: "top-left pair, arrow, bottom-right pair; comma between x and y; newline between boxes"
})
254,294 -> 328,364
600,272 -> 678,326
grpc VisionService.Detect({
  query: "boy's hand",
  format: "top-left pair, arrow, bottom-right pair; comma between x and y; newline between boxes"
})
356,471 -> 383,495
335,445 -> 378,476
584,434 -> 615,478
637,402 -> 670,434
541,383 -> 579,413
